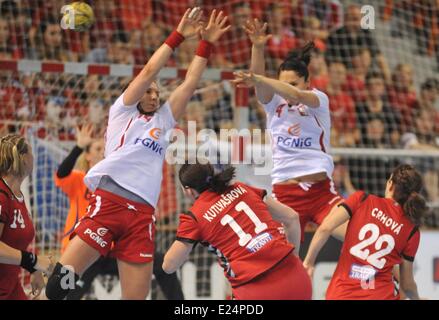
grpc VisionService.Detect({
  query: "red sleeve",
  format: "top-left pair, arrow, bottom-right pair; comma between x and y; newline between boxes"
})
339,191 -> 367,217
0,192 -> 11,224
402,228 -> 420,262
176,211 -> 201,244
243,184 -> 267,200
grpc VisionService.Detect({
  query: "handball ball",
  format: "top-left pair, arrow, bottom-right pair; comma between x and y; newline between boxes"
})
61,2 -> 95,32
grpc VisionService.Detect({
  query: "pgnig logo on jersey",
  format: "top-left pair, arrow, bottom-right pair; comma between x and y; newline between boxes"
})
134,136 -> 163,155
277,136 -> 312,148
84,228 -> 108,248
149,128 -> 161,140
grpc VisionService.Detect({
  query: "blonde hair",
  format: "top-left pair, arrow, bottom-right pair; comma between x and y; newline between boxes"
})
0,134 -> 29,177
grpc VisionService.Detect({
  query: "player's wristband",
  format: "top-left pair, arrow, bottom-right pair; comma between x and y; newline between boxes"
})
165,30 -> 185,50
196,40 -> 214,59
20,251 -> 38,273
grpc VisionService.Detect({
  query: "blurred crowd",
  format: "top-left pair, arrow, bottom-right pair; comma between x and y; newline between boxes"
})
0,0 -> 439,208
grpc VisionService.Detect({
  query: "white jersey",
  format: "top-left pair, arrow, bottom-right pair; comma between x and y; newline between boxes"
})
262,90 -> 334,184
84,93 -> 176,208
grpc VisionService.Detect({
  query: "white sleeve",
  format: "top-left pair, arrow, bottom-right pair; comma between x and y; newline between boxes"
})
157,101 -> 177,130
108,92 -> 138,122
308,89 -> 330,116
260,94 -> 285,114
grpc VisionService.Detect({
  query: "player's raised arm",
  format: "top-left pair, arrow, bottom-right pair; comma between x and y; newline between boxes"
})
123,7 -> 203,106
264,196 -> 301,255
232,71 -> 322,108
168,9 -> 231,120
245,19 -> 274,103
303,205 -> 350,277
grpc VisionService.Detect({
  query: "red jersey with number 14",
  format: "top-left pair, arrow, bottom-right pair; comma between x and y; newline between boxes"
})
176,182 -> 294,288
326,191 -> 420,300
0,178 -> 35,298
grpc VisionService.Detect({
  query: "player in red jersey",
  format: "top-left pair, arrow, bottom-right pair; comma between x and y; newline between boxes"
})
163,163 -> 312,300
0,134 -> 53,300
303,164 -> 426,300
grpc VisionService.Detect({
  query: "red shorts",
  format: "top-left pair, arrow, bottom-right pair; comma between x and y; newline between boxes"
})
272,179 -> 342,242
72,189 -> 155,264
0,280 -> 27,300
232,253 -> 312,300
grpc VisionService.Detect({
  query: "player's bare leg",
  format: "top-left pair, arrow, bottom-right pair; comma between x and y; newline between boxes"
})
59,236 -> 101,276
117,260 -> 153,300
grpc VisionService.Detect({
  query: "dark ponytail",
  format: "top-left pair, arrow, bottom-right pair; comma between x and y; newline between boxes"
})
278,42 -> 316,81
391,165 -> 428,225
179,163 -> 236,195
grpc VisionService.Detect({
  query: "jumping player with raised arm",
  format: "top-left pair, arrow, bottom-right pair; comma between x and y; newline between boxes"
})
303,165 -> 426,300
232,19 -> 346,243
45,8 -> 231,300
163,163 -> 311,300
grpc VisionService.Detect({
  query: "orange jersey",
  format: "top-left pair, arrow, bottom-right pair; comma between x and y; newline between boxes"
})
54,170 -> 91,253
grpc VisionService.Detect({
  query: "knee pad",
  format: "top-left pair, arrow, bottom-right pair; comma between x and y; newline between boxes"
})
46,262 -> 80,300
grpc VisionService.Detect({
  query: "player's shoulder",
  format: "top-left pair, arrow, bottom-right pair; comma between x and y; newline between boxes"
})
0,181 -> 12,201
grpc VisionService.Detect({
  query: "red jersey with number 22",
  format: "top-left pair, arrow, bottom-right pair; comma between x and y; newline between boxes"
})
176,182 -> 294,288
326,191 -> 420,300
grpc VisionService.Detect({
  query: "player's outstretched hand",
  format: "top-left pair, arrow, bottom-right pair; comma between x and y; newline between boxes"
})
177,7 -> 204,39
76,123 -> 94,149
231,70 -> 258,88
200,10 -> 231,44
30,271 -> 45,300
244,18 -> 272,47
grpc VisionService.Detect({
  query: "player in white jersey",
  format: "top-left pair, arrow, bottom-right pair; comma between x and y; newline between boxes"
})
232,19 -> 346,243
45,8 -> 231,300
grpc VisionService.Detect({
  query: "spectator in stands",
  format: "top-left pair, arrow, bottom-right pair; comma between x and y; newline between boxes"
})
28,16 -> 77,62
264,3 -> 297,71
309,47 -> 329,91
301,0 -> 344,32
401,108 -> 439,202
348,113 -> 400,196
0,18 -> 12,59
131,21 -> 169,66
357,72 -> 401,147
216,2 -> 252,69
89,0 -> 122,51
343,47 -> 370,104
0,0 -> 32,59
85,31 -> 134,64
326,4 -> 389,74
412,78 -> 439,135
300,16 -> 327,52
326,60 -> 359,147
388,63 -> 417,131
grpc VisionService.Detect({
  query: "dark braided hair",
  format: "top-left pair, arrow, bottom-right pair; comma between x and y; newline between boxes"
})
390,165 -> 428,225
179,162 -> 236,195
278,42 -> 316,81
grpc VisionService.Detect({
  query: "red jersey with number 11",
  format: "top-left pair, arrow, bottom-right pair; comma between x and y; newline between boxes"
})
176,182 -> 294,288
326,191 -> 420,300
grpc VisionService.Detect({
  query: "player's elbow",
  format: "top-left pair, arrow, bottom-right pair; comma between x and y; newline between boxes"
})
162,255 -> 178,274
